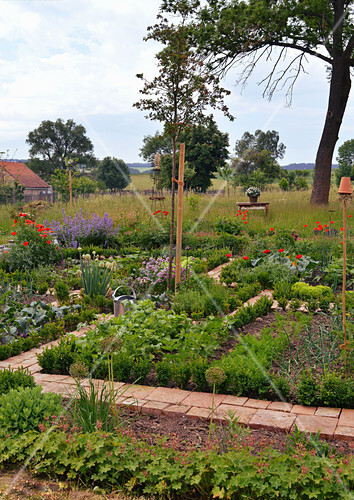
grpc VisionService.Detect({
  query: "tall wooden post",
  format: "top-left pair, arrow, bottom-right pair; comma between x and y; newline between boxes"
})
69,170 -> 73,207
175,143 -> 185,291
338,177 -> 352,373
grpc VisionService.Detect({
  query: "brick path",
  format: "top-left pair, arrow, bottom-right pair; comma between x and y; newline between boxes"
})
1,324 -> 353,442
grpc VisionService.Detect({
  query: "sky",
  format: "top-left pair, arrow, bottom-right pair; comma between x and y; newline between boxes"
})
0,0 -> 353,166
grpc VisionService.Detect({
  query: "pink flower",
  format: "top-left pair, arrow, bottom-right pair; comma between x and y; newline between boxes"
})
263,249 -> 270,254
278,249 -> 284,253
243,256 -> 249,260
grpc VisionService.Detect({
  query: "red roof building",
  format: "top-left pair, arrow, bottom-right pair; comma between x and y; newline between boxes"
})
0,161 -> 52,202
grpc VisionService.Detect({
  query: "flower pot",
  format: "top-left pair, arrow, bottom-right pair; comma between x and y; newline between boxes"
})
249,196 -> 258,203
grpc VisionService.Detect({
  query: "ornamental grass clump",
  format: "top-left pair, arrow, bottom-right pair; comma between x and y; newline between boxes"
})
80,253 -> 115,297
48,209 -> 119,248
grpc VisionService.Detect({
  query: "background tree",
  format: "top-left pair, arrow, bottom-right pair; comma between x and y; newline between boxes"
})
26,118 -> 95,171
335,139 -> 354,186
95,157 -> 131,190
134,7 -> 233,288
235,130 -> 286,160
157,119 -> 230,192
218,163 -> 234,197
162,0 -> 354,204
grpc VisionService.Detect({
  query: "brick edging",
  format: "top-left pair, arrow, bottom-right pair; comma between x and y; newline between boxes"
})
0,323 -> 353,442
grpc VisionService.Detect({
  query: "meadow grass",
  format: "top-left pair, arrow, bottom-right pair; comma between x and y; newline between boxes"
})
0,178 -> 350,244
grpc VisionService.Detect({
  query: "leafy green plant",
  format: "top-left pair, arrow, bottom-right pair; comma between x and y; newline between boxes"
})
0,386 -> 62,434
296,369 -> 320,406
37,336 -> 82,374
319,369 -> 354,408
0,367 -> 35,396
54,281 -> 70,302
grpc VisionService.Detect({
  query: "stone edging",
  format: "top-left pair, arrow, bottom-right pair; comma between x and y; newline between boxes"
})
0,323 -> 353,442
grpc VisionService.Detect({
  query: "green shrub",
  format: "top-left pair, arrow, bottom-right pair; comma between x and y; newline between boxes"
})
171,361 -> 191,389
296,370 -> 320,406
155,360 -> 173,386
37,336 -> 81,374
0,367 -> 35,396
214,218 -> 242,235
0,386 -> 62,434
190,357 -> 209,392
54,281 -> 70,302
319,370 -> 354,408
291,282 -> 335,302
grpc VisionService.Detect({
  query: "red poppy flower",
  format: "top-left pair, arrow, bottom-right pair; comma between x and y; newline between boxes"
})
324,224 -> 328,227
226,253 -> 232,258
4,251 -> 8,254
325,229 -> 329,232
243,256 -> 249,260
263,249 -> 270,254
341,241 -> 344,245
56,247 -> 59,250
296,254 -> 302,259
136,229 -> 139,231
331,221 -> 334,224
23,242 -> 29,246
47,240 -> 51,244
244,221 -> 248,224
270,227 -> 274,231
316,221 -> 320,224
340,227 -> 344,231
45,227 -> 51,231
304,224 -> 308,227
278,249 -> 284,253
242,217 -> 246,220
349,215 -> 352,218
11,231 -> 16,236
163,211 -> 169,215
13,219 -> 17,224
318,225 -> 323,230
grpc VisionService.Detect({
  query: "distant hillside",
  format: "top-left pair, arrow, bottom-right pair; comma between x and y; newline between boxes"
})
127,163 -> 151,174
282,163 -> 338,170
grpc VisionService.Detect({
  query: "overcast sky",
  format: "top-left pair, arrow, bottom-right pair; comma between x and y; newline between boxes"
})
0,0 -> 353,166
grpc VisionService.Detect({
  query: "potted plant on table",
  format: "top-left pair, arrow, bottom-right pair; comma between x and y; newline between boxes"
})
246,186 -> 261,202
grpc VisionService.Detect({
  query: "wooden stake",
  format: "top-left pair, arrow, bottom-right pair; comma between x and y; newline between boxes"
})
175,143 -> 185,291
341,198 -> 347,371
69,169 -> 72,207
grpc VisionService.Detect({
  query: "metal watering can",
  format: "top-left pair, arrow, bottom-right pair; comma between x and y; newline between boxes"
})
113,286 -> 136,316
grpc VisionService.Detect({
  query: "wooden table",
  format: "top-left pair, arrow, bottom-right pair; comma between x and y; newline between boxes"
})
237,202 -> 270,219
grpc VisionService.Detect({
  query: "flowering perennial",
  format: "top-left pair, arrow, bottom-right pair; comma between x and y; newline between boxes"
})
47,209 -> 119,248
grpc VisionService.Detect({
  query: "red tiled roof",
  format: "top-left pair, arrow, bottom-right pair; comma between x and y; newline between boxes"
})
0,162 -> 50,189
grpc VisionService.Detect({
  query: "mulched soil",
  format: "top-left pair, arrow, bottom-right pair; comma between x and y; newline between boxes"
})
118,407 -> 353,457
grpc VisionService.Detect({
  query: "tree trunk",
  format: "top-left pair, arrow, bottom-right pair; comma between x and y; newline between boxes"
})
167,137 -> 177,289
310,36 -> 352,204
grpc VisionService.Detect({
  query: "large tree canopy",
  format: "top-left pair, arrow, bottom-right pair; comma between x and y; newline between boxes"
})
96,157 -> 131,190
154,119 -> 229,191
235,130 -> 286,160
161,0 -> 354,204
26,118 -> 95,171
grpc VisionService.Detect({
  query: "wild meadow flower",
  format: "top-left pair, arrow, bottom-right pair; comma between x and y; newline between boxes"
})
243,256 -> 249,260
278,249 -> 284,253
263,249 -> 270,254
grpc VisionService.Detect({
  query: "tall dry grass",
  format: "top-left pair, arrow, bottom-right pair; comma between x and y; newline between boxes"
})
0,178 -> 350,244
